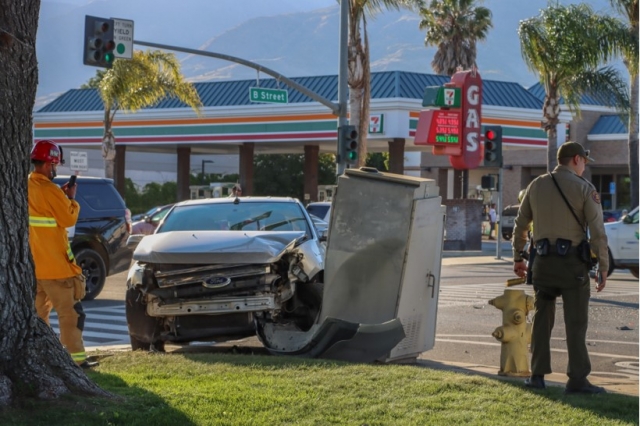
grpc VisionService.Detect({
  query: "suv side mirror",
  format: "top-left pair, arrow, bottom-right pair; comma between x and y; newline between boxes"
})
623,215 -> 633,224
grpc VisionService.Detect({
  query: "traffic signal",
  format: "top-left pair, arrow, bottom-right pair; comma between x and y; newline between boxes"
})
483,125 -> 503,167
481,175 -> 496,189
83,16 -> 115,68
339,125 -> 359,165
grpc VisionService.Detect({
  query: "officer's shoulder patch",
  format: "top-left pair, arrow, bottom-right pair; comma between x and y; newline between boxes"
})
591,190 -> 601,204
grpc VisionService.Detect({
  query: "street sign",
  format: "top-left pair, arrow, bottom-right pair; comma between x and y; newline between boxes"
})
249,87 -> 288,104
422,86 -> 461,108
111,18 -> 134,59
69,151 -> 88,171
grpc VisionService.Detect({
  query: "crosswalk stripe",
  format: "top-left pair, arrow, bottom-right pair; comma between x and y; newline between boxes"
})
50,304 -> 130,347
438,281 -> 638,307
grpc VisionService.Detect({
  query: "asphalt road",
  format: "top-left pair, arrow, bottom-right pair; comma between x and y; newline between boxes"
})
74,254 -> 638,382
429,260 -> 639,383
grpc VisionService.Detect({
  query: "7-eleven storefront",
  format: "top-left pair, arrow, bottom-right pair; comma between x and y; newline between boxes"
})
33,90 -> 559,203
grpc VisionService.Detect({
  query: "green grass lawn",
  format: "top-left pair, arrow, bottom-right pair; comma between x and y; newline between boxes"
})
4,351 -> 638,426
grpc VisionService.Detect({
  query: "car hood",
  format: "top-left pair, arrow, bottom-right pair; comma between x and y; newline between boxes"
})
132,230 -> 306,264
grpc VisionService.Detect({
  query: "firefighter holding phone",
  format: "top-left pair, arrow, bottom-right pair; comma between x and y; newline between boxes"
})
28,140 -> 96,369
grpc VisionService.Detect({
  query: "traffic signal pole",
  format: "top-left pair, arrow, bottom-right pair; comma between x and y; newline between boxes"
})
134,40 -> 340,116
336,0 -> 349,176
134,0 -> 349,176
496,167 -> 503,260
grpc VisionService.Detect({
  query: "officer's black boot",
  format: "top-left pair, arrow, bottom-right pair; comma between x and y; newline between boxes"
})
524,375 -> 546,389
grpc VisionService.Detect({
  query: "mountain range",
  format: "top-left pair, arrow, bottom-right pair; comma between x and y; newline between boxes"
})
36,0 -> 619,108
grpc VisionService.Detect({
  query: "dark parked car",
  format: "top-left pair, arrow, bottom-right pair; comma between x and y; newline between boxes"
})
53,176 -> 132,300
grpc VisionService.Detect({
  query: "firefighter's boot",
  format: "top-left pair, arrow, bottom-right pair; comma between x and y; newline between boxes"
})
488,289 -> 534,377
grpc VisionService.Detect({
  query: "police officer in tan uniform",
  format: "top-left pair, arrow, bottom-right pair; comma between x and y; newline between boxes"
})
512,142 -> 608,394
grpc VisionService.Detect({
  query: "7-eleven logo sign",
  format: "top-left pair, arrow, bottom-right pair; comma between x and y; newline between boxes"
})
444,88 -> 456,106
369,114 -> 384,134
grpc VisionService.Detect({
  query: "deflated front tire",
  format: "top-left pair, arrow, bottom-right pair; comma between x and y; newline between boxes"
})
125,287 -> 165,352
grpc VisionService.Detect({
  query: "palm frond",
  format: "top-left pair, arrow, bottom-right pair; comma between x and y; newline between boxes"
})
561,67 -> 631,115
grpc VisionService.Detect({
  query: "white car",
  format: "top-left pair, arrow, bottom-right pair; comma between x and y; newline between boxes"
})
125,197 -> 326,351
306,201 -> 331,223
604,206 -> 639,278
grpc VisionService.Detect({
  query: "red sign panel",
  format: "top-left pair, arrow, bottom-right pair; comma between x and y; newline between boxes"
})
413,109 -> 462,155
449,70 -> 483,170
431,110 -> 461,145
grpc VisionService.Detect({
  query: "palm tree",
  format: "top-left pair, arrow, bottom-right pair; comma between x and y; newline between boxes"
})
518,4 -> 631,171
609,0 -> 639,209
418,0 -> 492,76
347,0 -> 421,166
98,50 -> 202,182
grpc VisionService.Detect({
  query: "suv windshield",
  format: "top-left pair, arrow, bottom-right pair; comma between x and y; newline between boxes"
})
158,202 -> 311,235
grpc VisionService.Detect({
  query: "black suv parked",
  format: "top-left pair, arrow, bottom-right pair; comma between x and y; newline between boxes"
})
53,176 -> 132,300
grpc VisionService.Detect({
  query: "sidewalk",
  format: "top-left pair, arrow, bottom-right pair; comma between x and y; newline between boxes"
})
416,358 -> 639,396
442,239 -> 514,265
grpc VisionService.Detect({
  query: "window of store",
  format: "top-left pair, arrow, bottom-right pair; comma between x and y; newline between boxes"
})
592,174 -> 630,210
615,175 -> 631,209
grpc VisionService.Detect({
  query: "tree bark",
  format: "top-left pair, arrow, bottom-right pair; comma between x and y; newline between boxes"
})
102,109 -> 116,180
542,85 -> 561,172
348,5 -> 367,167
0,0 -> 110,405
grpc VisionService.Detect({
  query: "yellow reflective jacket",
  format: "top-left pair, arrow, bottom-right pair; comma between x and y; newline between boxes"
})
28,172 -> 82,279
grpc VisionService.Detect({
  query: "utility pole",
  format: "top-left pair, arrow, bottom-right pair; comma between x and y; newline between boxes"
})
496,168 -> 503,260
201,159 -> 213,184
336,0 -> 349,176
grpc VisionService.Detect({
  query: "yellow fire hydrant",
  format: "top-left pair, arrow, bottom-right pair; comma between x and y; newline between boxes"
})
488,289 -> 534,377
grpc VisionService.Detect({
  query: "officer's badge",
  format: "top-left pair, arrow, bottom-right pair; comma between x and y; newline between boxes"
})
591,191 -> 601,204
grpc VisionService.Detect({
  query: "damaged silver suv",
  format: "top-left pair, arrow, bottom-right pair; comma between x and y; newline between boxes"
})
125,197 -> 325,351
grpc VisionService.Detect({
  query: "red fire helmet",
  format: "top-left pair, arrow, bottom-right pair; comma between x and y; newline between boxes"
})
31,140 -> 65,164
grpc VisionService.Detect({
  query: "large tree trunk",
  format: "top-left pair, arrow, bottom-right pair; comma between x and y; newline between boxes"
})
629,73 -> 639,209
0,0 -> 110,405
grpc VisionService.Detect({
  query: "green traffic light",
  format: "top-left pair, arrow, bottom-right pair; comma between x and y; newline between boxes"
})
348,151 -> 358,161
104,52 -> 114,64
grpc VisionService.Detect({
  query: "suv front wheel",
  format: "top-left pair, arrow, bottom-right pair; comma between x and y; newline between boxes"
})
76,248 -> 106,301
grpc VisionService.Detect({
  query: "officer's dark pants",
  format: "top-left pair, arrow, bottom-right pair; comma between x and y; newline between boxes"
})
531,252 -> 591,386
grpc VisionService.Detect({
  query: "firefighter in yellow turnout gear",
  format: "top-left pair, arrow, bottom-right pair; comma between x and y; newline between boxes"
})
28,140 -> 97,369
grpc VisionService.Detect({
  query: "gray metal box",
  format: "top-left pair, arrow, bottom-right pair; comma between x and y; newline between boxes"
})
321,168 -> 445,362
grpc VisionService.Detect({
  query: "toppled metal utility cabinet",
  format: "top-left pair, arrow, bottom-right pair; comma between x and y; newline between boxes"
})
321,168 -> 446,362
